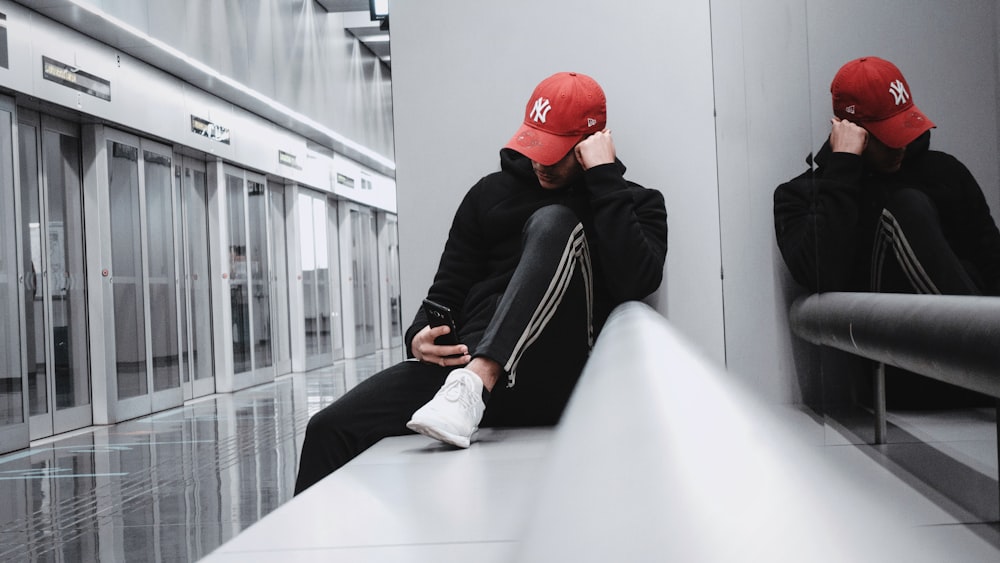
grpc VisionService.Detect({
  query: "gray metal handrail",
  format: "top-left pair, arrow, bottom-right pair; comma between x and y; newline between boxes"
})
789,292 -> 1000,398
515,301 -> 959,561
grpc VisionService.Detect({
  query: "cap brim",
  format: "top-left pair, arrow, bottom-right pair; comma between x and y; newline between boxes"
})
863,106 -> 936,149
504,123 -> 582,166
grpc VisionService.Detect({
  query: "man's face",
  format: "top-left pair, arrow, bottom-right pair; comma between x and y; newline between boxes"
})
863,133 -> 906,174
531,146 -> 583,189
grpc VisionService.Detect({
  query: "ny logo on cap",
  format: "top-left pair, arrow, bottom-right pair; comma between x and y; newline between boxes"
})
530,97 -> 552,123
889,80 -> 909,106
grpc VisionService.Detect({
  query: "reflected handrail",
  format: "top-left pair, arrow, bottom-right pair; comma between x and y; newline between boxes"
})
789,292 -> 1000,398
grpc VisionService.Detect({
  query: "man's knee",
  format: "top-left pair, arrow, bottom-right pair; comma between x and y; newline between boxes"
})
523,205 -> 580,242
304,401 -> 348,439
884,188 -> 940,228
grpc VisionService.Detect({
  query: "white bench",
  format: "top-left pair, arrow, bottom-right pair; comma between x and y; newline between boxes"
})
205,302 -> 982,562
203,427 -> 555,562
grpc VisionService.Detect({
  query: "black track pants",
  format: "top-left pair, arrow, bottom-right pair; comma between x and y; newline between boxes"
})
294,205 -> 594,494
872,188 -> 982,295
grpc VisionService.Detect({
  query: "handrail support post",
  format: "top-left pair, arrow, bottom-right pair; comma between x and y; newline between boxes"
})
873,362 -> 887,445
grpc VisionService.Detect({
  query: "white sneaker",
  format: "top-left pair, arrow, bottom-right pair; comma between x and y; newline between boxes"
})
407,368 -> 486,448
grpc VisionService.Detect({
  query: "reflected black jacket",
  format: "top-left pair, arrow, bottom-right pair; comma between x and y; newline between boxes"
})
404,148 -> 668,356
773,132 -> 1000,294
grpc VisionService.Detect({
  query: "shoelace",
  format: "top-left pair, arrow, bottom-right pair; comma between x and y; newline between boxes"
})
441,377 -> 478,413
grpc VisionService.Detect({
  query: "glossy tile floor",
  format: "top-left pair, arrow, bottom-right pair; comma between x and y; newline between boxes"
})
0,348 -> 402,563
2,347 -> 999,561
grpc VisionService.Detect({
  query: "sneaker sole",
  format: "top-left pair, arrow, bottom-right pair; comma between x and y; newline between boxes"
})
406,419 -> 472,449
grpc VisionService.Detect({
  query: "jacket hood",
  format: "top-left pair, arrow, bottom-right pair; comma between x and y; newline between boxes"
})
811,130 -> 932,169
499,147 -> 628,186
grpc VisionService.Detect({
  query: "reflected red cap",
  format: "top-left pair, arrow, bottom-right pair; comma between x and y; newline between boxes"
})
504,72 -> 607,165
831,56 -> 935,149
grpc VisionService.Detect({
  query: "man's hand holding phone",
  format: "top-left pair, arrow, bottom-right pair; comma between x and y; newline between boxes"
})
412,299 -> 470,367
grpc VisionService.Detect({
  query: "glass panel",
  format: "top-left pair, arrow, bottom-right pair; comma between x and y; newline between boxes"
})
327,200 -> 342,356
176,166 -> 189,385
268,184 -> 290,369
226,174 -> 250,375
185,167 -> 213,382
248,180 -> 272,370
313,197 -> 331,357
386,218 -> 402,340
0,110 -> 21,425
298,193 -> 318,357
144,150 -> 179,392
352,208 -> 377,350
108,140 -> 147,399
350,209 -> 363,345
364,210 -> 377,347
43,129 -> 89,410
18,122 -> 45,417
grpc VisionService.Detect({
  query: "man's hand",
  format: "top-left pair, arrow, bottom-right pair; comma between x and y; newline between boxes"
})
575,129 -> 616,170
830,117 -> 868,155
411,325 -> 470,367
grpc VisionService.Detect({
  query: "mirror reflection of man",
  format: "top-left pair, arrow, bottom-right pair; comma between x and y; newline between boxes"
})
773,56 -> 1000,407
774,56 -> 1000,296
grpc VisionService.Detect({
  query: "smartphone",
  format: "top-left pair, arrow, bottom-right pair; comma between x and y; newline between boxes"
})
423,298 -> 460,346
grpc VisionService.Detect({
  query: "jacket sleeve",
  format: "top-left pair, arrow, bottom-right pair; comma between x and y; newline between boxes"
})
403,182 -> 488,357
945,155 -> 1000,295
773,151 -> 865,292
581,163 -> 668,301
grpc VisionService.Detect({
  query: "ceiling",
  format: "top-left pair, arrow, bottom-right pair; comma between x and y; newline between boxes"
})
315,0 -> 391,67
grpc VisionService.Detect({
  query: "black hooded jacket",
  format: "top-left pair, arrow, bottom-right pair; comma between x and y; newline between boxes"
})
404,148 -> 668,356
773,132 -> 1000,294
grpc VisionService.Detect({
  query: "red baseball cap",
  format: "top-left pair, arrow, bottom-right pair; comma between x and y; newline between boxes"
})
505,72 -> 607,165
831,57 -> 935,149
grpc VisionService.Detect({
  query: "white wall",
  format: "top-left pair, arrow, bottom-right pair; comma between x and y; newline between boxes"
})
390,0 -> 726,365
711,0 -> 816,402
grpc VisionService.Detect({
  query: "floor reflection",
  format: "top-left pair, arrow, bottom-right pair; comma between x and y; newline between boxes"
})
0,348 -> 401,562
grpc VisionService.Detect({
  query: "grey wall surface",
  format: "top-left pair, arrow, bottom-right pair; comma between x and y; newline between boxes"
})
711,0 -> 815,402
391,0 -> 727,365
393,0 -> 1000,406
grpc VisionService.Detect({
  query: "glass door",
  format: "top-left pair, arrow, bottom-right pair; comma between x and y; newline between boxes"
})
380,213 -> 403,350
346,204 -> 378,357
299,190 -> 338,370
19,111 -> 91,440
0,99 -> 27,454
103,129 -> 182,421
224,166 -> 274,389
299,191 -> 323,368
176,155 -> 215,400
327,198 -> 344,361
268,182 -> 291,376
248,178 -> 273,377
